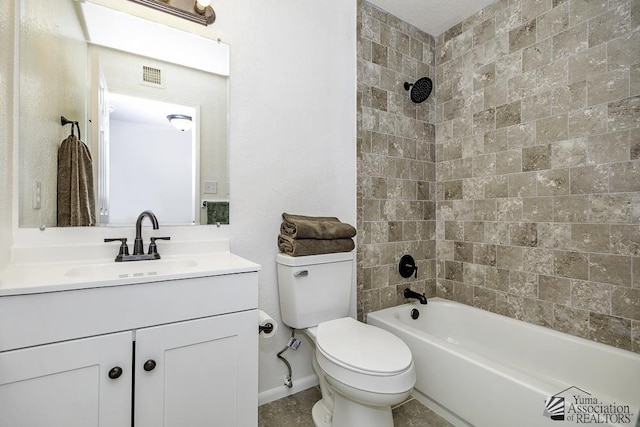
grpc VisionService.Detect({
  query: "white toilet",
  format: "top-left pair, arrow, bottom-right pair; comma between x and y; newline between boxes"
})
276,252 -> 416,427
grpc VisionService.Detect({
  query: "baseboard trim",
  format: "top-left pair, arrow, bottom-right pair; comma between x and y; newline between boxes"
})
258,374 -> 319,406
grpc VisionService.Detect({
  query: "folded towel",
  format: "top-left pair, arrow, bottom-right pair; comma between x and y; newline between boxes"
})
278,234 -> 354,257
281,213 -> 356,240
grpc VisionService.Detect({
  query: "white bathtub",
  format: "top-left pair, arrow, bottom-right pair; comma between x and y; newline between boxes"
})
367,298 -> 640,427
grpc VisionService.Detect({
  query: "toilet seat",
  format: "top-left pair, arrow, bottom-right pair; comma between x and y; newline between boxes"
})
314,317 -> 416,394
316,317 -> 412,375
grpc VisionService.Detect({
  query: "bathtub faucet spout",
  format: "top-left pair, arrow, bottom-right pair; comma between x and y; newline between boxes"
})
403,288 -> 427,304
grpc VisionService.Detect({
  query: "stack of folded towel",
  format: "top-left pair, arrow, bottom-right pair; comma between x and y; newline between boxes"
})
277,212 -> 356,257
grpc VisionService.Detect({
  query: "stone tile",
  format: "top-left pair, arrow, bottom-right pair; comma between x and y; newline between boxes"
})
611,225 -> 640,256
612,286 -> 640,321
392,398 -> 454,427
485,175 -> 509,198
509,19 -> 537,53
588,69 -> 630,106
473,108 -> 496,134
608,96 -> 640,131
474,287 -> 498,312
571,224 -> 610,253
537,2 -> 569,38
571,280 -> 611,313
536,114 -> 568,144
510,222 -> 538,247
589,312 -> 632,351
588,131 -> 630,165
539,274 -> 571,304
551,138 -> 587,169
522,0 -> 553,22
522,39 -> 553,73
509,172 -> 538,197
538,222 -> 571,249
443,180 -> 462,200
473,18 -> 496,46
495,51 -> 523,82
454,241 -> 474,262
569,0 -> 607,26
497,245 -> 524,270
590,253 -> 631,287
474,243 -> 497,266
258,387 -> 322,427
631,63 -> 640,97
472,154 -> 497,177
495,100 -> 521,129
523,297 -> 554,328
552,23 -> 588,60
568,105 -> 608,137
445,260 -> 463,282
496,150 -> 522,174
484,83 -> 508,110
484,128 -> 508,153
522,145 -> 551,172
521,91 -> 552,122
569,165 -> 609,194
509,271 -> 538,297
507,122 -> 537,150
485,221 -> 510,245
475,199 -> 497,221
537,169 -> 570,196
486,267 -> 510,292
554,305 -> 590,338
606,30 -> 640,71
523,248 -> 555,275
553,81 -> 587,113
553,195 -> 589,222
609,161 -> 640,193
589,194 -> 633,223
497,197 -> 524,221
523,197 -> 553,222
464,221 -> 485,242
588,6 -> 632,48
554,250 -> 589,279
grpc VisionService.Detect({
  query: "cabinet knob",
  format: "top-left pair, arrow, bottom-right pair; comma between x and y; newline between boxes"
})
108,366 -> 123,379
143,359 -> 156,372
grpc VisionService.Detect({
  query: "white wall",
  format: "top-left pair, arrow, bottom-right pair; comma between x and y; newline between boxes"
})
3,0 -> 357,403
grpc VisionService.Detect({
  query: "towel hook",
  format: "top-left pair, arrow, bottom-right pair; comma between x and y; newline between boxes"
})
60,115 -> 81,140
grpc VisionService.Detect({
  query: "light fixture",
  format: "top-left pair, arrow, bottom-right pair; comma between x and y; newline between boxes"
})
167,114 -> 193,131
129,0 -> 216,26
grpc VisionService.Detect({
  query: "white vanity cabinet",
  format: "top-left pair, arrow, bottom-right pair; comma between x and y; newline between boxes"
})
0,268 -> 259,427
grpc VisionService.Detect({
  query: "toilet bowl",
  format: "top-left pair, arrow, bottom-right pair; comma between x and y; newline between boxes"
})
276,252 -> 415,427
303,317 -> 415,427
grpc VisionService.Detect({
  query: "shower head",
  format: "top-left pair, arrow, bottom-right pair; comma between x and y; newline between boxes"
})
404,77 -> 433,103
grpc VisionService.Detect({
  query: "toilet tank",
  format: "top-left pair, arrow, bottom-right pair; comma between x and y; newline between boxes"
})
276,252 -> 353,329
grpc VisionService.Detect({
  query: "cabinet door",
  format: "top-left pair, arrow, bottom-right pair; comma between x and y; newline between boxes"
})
135,310 -> 258,427
0,331 -> 132,427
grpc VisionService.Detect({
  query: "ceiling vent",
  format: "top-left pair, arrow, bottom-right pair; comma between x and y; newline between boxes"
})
140,65 -> 165,88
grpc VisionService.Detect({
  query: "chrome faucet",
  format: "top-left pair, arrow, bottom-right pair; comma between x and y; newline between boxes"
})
104,210 -> 170,262
403,288 -> 428,304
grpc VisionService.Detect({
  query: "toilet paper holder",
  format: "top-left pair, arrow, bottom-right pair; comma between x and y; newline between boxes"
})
258,323 -> 274,334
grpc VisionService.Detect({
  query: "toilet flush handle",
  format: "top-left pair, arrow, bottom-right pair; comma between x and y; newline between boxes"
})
294,270 -> 308,277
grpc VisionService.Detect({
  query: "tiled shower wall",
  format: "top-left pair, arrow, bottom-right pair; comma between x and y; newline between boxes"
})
358,0 -> 640,353
356,1 -> 437,320
435,0 -> 640,353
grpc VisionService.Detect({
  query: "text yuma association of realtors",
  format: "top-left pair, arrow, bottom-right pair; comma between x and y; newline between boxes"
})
566,396 -> 634,424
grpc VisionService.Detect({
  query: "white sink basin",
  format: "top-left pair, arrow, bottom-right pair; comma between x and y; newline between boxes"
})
65,259 -> 198,279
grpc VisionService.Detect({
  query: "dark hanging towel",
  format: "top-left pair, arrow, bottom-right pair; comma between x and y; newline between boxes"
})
57,134 -> 96,226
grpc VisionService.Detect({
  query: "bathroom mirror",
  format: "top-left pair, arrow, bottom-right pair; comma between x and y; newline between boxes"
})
17,0 -> 230,228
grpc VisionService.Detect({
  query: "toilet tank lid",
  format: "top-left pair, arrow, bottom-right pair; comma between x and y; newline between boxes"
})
276,252 -> 354,266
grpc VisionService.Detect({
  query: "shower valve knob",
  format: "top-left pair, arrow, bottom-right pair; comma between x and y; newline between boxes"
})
399,254 -> 418,279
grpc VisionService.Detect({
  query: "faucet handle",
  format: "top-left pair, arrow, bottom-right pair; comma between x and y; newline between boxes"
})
104,238 -> 130,257
148,236 -> 171,255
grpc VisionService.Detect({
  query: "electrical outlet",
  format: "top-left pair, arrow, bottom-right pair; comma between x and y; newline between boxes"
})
203,180 -> 218,194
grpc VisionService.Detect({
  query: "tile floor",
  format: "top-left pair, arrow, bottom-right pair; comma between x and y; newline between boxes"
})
258,387 -> 453,427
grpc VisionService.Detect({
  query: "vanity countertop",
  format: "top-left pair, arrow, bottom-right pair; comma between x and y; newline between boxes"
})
0,251 -> 261,297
